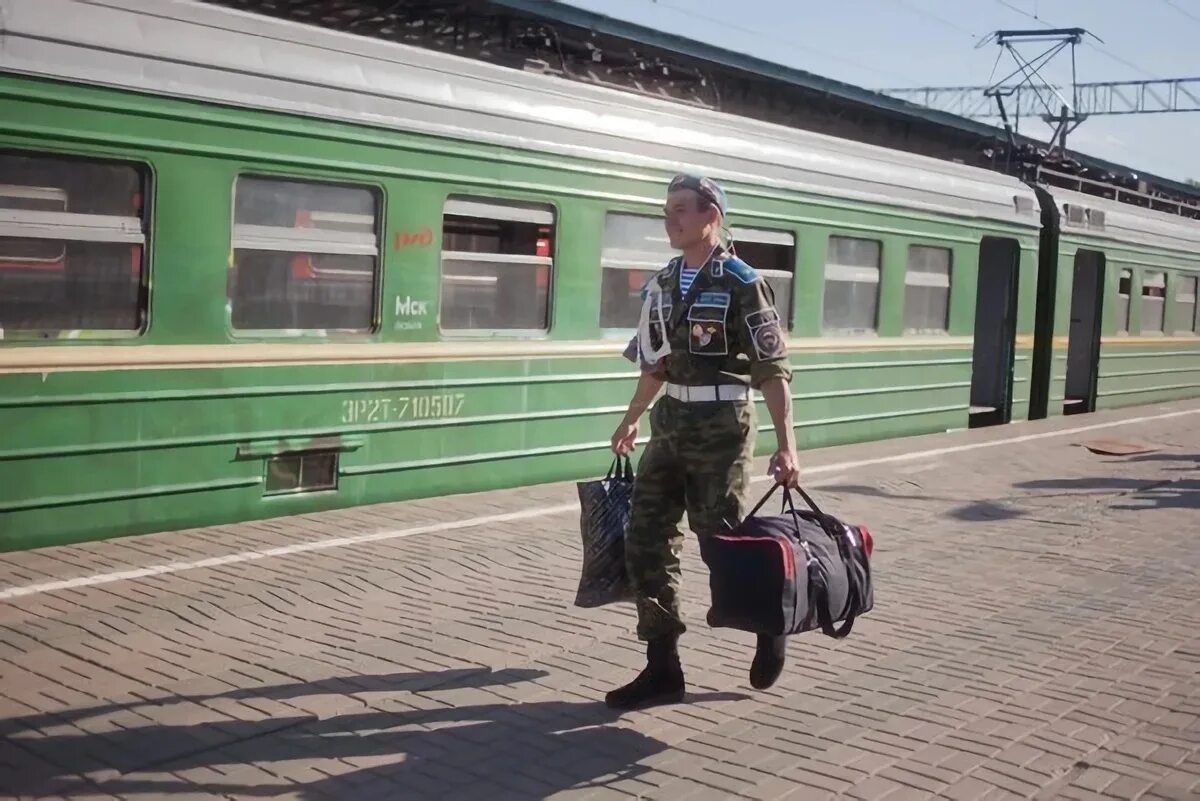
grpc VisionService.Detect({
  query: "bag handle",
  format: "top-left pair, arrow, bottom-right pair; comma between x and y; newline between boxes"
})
794,486 -> 825,517
748,482 -> 868,640
605,455 -> 634,482
747,480 -> 827,520
745,480 -> 785,519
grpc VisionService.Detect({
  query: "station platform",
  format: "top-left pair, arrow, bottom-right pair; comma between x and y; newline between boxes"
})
2,400 -> 1199,801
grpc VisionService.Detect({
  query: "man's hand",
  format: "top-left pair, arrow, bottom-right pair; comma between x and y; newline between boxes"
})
612,370 -> 663,455
769,447 -> 801,488
611,421 -> 639,455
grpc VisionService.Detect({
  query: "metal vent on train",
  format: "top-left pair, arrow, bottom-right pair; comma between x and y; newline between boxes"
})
1013,195 -> 1035,215
1063,204 -> 1087,225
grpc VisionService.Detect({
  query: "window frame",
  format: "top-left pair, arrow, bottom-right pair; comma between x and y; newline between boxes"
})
1115,266 -> 1133,335
437,193 -> 558,339
227,172 -> 385,339
730,225 -> 798,331
902,243 -> 953,335
1174,272 -> 1199,336
597,210 -> 675,334
263,450 -> 339,496
821,234 -> 882,336
1140,269 -> 1167,335
0,148 -> 153,341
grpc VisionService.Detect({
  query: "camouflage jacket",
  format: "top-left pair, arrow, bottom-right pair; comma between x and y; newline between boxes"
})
624,248 -> 792,390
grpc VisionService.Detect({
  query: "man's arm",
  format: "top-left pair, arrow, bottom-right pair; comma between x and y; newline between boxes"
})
734,268 -> 800,487
759,376 -> 800,487
611,369 -> 664,455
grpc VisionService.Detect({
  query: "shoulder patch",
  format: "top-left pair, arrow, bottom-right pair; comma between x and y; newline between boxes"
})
722,256 -> 760,284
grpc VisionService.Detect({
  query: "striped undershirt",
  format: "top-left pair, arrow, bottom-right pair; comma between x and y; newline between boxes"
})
678,265 -> 699,296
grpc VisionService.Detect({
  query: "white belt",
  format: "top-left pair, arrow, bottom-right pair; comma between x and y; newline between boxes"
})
665,383 -> 750,402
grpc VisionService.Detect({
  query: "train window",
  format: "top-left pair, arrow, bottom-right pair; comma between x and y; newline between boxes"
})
229,176 -> 379,332
439,197 -> 554,333
1175,274 -> 1198,334
0,152 -> 147,334
599,212 -> 675,330
903,245 -> 951,334
732,227 -> 796,329
823,236 -> 880,334
1116,267 -> 1133,334
1141,271 -> 1166,333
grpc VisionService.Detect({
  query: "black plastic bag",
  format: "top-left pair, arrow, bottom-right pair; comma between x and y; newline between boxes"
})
573,456 -> 636,608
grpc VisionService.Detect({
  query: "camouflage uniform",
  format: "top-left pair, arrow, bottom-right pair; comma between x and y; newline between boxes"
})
624,247 -> 792,642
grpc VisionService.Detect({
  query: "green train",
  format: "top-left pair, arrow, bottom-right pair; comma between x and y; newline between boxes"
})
1,0 -> 1197,551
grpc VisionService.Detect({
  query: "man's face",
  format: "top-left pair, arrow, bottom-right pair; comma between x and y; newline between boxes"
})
663,189 -> 718,250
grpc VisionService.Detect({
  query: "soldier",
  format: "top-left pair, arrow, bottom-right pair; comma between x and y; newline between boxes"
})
608,173 -> 800,711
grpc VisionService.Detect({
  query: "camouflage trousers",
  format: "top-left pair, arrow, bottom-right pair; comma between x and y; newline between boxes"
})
626,394 -> 756,642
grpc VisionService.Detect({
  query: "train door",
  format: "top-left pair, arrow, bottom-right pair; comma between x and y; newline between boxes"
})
970,237 -> 1020,428
1063,249 -> 1106,415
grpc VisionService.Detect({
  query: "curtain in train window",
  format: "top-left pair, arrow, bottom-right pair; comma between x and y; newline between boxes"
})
823,236 -> 880,334
598,212 -> 674,330
439,197 -> 554,333
229,176 -> 380,332
1141,270 -> 1166,333
0,152 -> 147,333
1175,274 -> 1198,334
904,245 -> 951,334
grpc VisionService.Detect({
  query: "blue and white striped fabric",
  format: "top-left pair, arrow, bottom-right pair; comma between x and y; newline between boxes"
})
679,266 -> 699,296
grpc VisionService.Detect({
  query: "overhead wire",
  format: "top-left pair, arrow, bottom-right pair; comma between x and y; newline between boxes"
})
642,0 -> 925,85
881,0 -> 979,39
1161,0 -> 1200,24
618,0 -> 1167,95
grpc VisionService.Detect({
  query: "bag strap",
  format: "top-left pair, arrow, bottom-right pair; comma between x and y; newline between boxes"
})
745,481 -> 783,519
604,455 -> 634,482
794,486 -> 825,516
747,480 -> 826,519
813,574 -> 861,639
747,482 -> 869,640
788,487 -> 867,640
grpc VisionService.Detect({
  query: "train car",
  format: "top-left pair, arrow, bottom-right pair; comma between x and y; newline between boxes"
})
1028,182 -> 1200,418
0,0 -> 1193,551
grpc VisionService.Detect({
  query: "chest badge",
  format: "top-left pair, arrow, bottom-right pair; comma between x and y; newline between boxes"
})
687,294 -> 730,356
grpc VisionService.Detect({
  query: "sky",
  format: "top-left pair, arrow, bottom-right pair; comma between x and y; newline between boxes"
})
558,0 -> 1199,184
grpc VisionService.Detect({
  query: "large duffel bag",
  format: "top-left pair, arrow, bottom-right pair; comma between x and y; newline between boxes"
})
700,483 -> 874,639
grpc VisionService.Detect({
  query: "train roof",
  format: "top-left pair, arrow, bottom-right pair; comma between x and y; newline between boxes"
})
490,0 -> 1200,206
3,0 -> 1043,228
1041,184 -> 1200,256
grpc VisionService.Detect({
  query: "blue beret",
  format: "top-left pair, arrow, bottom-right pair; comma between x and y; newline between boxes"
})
668,173 -> 728,216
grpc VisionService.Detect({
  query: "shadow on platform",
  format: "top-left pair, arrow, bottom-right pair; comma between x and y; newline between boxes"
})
1009,475 -> 1200,513
1123,451 -> 1200,471
821,452 -> 1198,521
1,666 -> 745,799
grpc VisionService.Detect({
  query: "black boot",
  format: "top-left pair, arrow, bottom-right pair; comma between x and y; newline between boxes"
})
605,635 -> 685,710
749,634 -> 786,690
